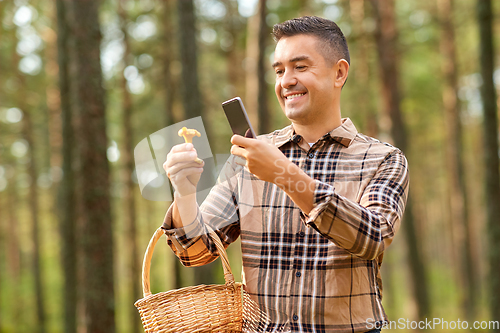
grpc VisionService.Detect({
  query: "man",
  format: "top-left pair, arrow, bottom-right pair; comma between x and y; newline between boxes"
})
163,16 -> 408,333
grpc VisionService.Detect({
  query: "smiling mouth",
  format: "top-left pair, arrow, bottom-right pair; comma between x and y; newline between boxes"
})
284,93 -> 306,100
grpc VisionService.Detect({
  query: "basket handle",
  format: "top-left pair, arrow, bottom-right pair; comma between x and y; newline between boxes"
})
141,227 -> 235,297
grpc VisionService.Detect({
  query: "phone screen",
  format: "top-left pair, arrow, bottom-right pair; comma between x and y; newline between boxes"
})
222,97 -> 256,138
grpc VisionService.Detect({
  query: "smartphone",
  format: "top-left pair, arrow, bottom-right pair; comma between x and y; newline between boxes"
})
221,97 -> 257,138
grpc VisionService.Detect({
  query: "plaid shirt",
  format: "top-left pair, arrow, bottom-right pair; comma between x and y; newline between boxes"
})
162,118 -> 409,333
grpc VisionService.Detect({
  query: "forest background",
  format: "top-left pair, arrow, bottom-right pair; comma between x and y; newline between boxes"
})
1,0 -> 500,332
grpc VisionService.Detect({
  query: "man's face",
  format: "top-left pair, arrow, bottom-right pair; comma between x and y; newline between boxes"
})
273,34 -> 338,126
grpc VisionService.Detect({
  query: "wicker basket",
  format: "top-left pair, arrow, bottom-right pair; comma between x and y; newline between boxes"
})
135,228 -> 248,332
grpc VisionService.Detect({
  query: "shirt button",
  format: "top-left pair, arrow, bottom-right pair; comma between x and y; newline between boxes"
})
298,231 -> 305,237
296,272 -> 301,277
308,153 -> 314,158
293,314 -> 299,321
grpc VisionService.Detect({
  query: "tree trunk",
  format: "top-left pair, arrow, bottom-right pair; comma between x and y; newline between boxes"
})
162,0 -> 184,289
162,0 -> 177,126
438,0 -> 478,320
477,0 -> 500,328
9,11 -> 47,330
177,0 -> 216,285
56,0 -> 78,332
118,1 -> 141,332
0,208 -> 2,331
349,0 -> 378,137
0,7 -> 4,329
21,93 -> 47,333
177,0 -> 203,120
5,176 -> 22,329
221,0 -> 243,98
245,3 -> 260,132
371,0 -> 431,320
245,0 -> 268,135
3,11 -> 25,329
256,0 -> 270,135
68,0 -> 116,332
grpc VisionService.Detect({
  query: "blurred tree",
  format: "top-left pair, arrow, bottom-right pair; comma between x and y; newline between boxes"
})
349,0 -> 378,138
177,0 -> 217,285
0,194 -> 2,331
55,0 -> 78,332
162,0 -> 177,126
245,0 -> 269,135
245,2 -> 259,130
256,0 -> 270,135
67,0 -> 115,332
0,150 -> 21,332
438,0 -> 478,320
221,0 -> 243,98
117,1 -> 141,332
0,211 -> 2,331
2,155 -> 23,333
371,0 -> 431,320
9,191 -> 22,329
13,42 -> 47,333
477,0 -> 500,328
21,83 -> 47,333
2,6 -> 25,331
177,0 -> 204,120
299,0 -> 312,16
159,1 -> 185,289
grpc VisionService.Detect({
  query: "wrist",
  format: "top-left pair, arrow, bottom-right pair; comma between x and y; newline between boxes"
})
273,162 -> 315,214
172,192 -> 198,228
174,191 -> 197,204
276,170 -> 315,194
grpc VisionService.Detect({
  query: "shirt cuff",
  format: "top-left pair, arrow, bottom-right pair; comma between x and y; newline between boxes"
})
300,180 -> 335,226
161,204 -> 204,253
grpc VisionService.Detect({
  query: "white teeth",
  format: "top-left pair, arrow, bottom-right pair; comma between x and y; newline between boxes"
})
285,93 -> 305,99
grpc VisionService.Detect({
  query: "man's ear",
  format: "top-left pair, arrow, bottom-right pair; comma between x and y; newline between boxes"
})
334,59 -> 349,88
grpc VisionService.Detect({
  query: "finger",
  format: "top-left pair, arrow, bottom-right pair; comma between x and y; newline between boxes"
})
231,134 -> 254,148
170,143 -> 194,153
230,145 -> 247,158
167,160 -> 204,177
165,143 -> 193,170
164,150 -> 200,170
169,165 -> 204,182
245,129 -> 254,138
164,158 -> 203,176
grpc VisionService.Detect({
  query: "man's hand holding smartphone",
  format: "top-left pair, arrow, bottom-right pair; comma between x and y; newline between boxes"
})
222,97 -> 286,181
222,97 -> 315,213
222,97 -> 257,139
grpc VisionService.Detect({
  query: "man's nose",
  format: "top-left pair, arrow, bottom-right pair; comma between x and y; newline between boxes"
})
281,69 -> 297,89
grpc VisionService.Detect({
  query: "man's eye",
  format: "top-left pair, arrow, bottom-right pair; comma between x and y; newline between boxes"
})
296,66 -> 306,70
275,70 -> 284,76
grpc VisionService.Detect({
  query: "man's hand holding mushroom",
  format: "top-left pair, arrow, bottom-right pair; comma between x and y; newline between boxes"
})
163,127 -> 204,198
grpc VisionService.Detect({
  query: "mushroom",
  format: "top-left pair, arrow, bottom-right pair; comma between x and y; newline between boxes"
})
178,127 -> 203,164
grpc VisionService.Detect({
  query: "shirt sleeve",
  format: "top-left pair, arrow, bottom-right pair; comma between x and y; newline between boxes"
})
161,156 -> 243,267
303,149 -> 409,260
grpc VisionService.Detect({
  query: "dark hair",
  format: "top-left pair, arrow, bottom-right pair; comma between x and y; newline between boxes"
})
272,16 -> 350,65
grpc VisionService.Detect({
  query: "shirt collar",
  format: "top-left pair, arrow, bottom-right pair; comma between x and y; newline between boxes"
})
272,118 -> 357,148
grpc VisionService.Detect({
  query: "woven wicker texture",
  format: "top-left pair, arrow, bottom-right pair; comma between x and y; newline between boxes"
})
135,228 -> 270,333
